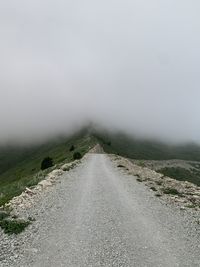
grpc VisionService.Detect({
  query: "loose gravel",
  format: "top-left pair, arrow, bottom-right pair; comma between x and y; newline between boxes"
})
0,154 -> 200,267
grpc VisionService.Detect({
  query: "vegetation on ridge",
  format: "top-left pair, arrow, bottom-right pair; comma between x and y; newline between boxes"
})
1,127 -> 200,206
0,131 -> 97,206
158,167 -> 200,187
95,131 -> 200,161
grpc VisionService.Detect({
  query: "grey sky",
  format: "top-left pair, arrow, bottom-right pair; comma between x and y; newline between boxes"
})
0,0 -> 200,144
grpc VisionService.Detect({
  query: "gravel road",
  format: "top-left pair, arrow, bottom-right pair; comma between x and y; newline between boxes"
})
3,154 -> 200,267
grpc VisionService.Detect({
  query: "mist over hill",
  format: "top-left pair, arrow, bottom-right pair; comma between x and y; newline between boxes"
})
91,129 -> 200,161
1,2 -> 200,263
1,1 -> 200,145
1,0 -> 200,204
2,126 -> 200,179
1,125 -> 200,206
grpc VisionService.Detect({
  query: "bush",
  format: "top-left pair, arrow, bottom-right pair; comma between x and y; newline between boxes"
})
150,186 -> 157,192
162,187 -> 181,195
73,152 -> 82,160
0,219 -> 30,235
41,157 -> 53,170
117,164 -> 126,168
158,167 -> 200,187
0,211 -> 9,221
137,161 -> 145,167
69,145 -> 75,151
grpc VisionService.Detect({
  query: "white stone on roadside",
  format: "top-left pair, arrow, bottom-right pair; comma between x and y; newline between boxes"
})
38,180 -> 52,189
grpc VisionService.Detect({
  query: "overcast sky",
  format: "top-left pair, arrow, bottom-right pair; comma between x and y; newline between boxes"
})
0,0 -> 200,144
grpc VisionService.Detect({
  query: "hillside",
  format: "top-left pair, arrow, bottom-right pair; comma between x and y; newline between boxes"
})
93,131 -> 200,161
0,131 -> 97,205
93,130 -> 200,186
1,127 -> 200,206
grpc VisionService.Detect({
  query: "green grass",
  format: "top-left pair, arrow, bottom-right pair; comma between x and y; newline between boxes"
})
117,164 -> 126,168
92,130 -> 200,186
158,167 -> 200,187
0,219 -> 30,235
93,131 -> 200,161
0,211 -> 9,220
0,210 -> 30,235
0,131 -> 97,206
1,126 -> 200,207
150,186 -> 157,192
162,187 -> 182,195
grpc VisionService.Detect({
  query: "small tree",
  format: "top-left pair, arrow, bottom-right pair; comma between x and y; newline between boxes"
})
69,145 -> 75,152
73,152 -> 82,160
41,157 -> 53,170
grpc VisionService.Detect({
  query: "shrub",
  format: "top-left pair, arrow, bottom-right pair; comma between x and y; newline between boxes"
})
0,219 -> 30,235
28,216 -> 36,222
158,167 -> 200,186
156,180 -> 163,186
150,186 -> 157,192
155,193 -> 162,197
117,164 -> 126,168
162,187 -> 181,195
73,152 -> 82,160
69,145 -> 75,152
186,204 -> 196,209
0,211 -> 9,221
41,157 -> 53,170
137,161 -> 145,167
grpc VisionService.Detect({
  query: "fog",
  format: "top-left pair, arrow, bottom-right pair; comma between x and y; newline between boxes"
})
0,0 -> 200,145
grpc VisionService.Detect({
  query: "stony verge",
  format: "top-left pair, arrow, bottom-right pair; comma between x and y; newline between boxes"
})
0,153 -> 199,266
0,159 -> 81,266
89,144 -> 105,154
0,160 -> 79,219
133,159 -> 200,171
110,155 -> 200,211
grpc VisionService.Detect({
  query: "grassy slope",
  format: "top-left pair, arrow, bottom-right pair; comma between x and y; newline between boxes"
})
157,167 -> 200,187
94,131 -> 200,186
1,128 -> 200,206
0,132 -> 97,206
94,131 -> 200,161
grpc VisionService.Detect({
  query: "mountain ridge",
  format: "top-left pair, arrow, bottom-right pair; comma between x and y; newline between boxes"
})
1,126 -> 200,205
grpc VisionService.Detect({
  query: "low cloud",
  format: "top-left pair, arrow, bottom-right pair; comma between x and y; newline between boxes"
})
0,0 -> 200,144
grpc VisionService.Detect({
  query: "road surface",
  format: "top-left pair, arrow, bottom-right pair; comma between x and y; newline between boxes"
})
16,154 -> 200,266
